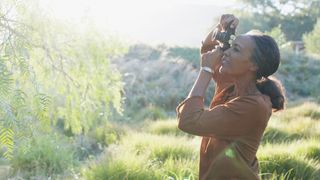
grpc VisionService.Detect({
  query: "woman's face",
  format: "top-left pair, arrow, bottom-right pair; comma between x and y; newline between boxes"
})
219,35 -> 257,77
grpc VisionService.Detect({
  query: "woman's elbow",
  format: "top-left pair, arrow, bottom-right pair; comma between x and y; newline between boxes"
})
177,117 -> 194,134
178,120 -> 187,132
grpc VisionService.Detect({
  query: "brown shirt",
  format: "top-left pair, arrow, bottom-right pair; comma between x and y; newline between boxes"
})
176,84 -> 272,180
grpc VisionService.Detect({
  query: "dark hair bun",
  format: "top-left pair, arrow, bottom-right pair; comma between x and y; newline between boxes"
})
248,32 -> 285,111
256,77 -> 285,111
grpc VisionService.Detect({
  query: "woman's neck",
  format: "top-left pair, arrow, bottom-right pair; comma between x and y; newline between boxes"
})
233,74 -> 260,96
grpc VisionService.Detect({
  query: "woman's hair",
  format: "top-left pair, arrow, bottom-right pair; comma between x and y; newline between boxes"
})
247,30 -> 286,111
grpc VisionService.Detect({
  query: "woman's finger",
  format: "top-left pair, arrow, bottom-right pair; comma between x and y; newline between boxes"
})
230,18 -> 239,29
220,14 -> 232,28
220,14 -> 235,30
224,16 -> 235,28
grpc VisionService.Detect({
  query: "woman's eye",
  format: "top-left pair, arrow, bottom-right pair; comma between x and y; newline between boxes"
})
232,46 -> 240,52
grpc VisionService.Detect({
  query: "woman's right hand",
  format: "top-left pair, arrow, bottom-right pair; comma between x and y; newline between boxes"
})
217,14 -> 239,32
201,14 -> 239,54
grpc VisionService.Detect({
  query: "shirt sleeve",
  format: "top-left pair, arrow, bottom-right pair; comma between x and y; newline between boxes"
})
176,96 -> 262,138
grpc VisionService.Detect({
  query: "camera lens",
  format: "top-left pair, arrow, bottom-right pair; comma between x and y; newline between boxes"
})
215,32 -> 227,42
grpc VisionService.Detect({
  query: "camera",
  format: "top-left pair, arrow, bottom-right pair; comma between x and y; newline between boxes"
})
212,21 -> 236,51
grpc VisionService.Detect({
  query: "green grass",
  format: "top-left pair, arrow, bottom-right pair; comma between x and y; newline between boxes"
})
258,139 -> 320,179
83,101 -> 320,180
10,133 -> 77,178
7,101 -> 320,179
145,118 -> 189,136
277,102 -> 320,121
83,133 -> 199,180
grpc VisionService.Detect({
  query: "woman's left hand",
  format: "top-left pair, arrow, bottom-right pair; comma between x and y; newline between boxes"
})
201,47 -> 223,70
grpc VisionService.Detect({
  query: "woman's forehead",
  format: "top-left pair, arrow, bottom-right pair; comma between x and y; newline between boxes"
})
234,35 -> 255,50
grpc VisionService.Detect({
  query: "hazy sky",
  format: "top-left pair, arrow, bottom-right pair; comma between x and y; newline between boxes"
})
41,0 -> 239,47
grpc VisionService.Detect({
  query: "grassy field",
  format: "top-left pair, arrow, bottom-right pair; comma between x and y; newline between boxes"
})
81,101 -> 320,180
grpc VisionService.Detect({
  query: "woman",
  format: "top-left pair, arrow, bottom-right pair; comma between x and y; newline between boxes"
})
176,14 -> 285,179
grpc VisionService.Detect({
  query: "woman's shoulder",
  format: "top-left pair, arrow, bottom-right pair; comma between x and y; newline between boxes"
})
228,93 -> 272,117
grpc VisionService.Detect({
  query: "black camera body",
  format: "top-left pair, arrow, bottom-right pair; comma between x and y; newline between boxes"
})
212,22 -> 236,51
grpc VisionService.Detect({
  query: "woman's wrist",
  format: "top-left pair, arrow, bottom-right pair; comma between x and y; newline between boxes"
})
188,70 -> 212,98
201,66 -> 214,75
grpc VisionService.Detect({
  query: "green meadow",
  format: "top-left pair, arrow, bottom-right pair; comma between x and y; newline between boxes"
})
81,102 -> 320,180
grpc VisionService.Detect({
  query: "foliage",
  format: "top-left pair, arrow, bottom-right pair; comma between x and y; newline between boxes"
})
88,122 -> 125,147
113,44 -> 216,121
167,46 -> 200,67
265,25 -> 287,46
114,52 -> 196,121
124,44 -> 165,61
275,48 -> 320,99
10,133 -> 77,178
235,0 -> 320,40
303,18 -> 320,55
0,0 -> 127,160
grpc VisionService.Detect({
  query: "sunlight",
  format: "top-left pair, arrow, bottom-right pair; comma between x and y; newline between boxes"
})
38,0 -> 238,46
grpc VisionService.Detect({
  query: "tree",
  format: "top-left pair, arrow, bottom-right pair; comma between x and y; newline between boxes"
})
235,0 -> 320,41
0,0 -> 126,159
265,25 -> 287,46
303,19 -> 320,54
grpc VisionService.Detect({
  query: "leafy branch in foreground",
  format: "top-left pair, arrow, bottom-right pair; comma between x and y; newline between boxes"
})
1,0 -> 127,160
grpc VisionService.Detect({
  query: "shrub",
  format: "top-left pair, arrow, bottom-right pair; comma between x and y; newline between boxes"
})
303,18 -> 320,55
135,106 -> 167,121
114,54 -> 198,121
167,46 -> 200,67
276,48 -> 320,99
113,45 -> 215,121
88,123 -> 119,147
10,133 -> 77,178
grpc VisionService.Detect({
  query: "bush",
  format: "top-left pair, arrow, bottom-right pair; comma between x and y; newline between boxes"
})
114,53 -> 197,121
114,43 -> 320,123
11,133 -> 77,178
88,123 -> 119,147
124,44 -> 165,61
135,106 -> 167,121
167,46 -> 200,67
276,48 -> 320,99
113,45 -> 215,121
303,18 -> 320,55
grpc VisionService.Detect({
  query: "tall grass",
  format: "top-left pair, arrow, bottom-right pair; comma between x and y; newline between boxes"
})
258,139 -> 320,179
83,101 -> 320,179
83,133 -> 200,179
10,133 -> 77,178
